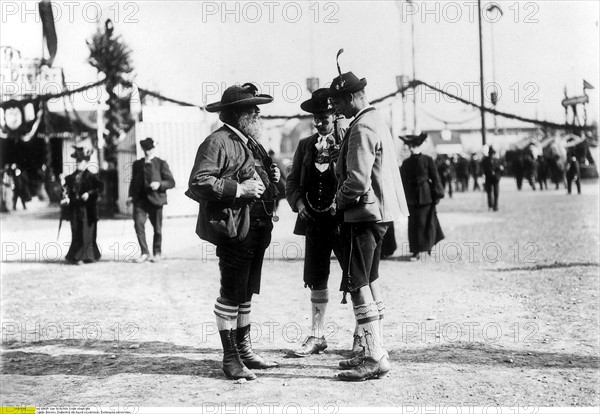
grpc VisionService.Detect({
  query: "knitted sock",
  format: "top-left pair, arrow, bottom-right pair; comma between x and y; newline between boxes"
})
352,321 -> 365,353
310,289 -> 328,338
237,301 -> 251,329
214,297 -> 238,331
354,302 -> 386,361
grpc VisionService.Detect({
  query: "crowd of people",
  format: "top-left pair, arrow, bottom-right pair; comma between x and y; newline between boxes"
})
435,134 -> 589,199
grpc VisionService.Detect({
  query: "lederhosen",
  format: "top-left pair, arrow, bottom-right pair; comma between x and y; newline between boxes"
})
303,145 -> 342,290
217,135 -> 278,304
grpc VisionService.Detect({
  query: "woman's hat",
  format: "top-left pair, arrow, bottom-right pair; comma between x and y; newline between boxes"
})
300,88 -> 334,115
140,137 -> 155,151
205,83 -> 273,113
399,132 -> 428,147
71,144 -> 93,160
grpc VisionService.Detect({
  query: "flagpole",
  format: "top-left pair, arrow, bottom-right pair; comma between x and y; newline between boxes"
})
478,0 -> 487,146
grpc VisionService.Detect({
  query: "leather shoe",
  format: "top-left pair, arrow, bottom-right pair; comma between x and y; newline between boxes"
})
339,351 -> 365,369
219,330 -> 256,380
337,356 -> 390,382
236,325 -> 279,369
135,254 -> 149,263
293,336 -> 327,357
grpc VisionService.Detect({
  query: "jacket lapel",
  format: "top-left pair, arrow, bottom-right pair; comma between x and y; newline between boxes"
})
302,133 -> 319,169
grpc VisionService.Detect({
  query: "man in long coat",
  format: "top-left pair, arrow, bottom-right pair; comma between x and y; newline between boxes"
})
187,83 -> 281,381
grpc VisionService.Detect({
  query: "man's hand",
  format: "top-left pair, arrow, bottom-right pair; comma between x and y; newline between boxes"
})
126,196 -> 133,207
269,164 -> 281,183
80,192 -> 89,202
149,181 -> 160,191
239,179 -> 265,199
297,199 -> 314,222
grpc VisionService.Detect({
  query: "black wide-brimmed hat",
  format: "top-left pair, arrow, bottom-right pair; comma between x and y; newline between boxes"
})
399,132 -> 428,147
300,88 -> 334,115
140,137 -> 155,151
205,83 -> 273,113
71,144 -> 93,160
329,72 -> 367,97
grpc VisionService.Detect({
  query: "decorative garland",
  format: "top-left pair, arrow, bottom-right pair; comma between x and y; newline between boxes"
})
414,80 -> 595,133
1,78 -> 595,134
420,107 -> 481,126
0,79 -> 107,109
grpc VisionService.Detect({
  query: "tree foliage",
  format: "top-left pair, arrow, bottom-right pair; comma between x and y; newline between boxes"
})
86,21 -> 134,169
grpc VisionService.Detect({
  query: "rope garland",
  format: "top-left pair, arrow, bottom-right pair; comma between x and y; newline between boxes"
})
0,79 -> 107,110
1,77 -> 595,135
414,80 -> 595,133
420,106 -> 481,126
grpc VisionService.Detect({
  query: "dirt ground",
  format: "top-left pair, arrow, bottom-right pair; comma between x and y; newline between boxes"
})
1,179 -> 599,409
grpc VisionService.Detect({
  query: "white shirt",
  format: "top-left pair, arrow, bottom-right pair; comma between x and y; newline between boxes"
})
315,133 -> 333,152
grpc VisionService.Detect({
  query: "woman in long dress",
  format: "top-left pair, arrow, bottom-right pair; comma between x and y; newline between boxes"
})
399,133 -> 445,260
62,145 -> 103,264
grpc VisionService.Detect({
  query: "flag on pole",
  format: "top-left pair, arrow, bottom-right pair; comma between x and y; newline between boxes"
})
38,0 -> 57,66
583,80 -> 595,90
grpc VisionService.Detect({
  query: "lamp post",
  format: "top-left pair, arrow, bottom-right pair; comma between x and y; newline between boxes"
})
408,0 -> 417,131
478,0 -> 486,146
487,3 -> 503,135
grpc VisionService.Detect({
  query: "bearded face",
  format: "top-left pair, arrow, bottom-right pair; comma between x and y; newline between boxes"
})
236,106 -> 262,140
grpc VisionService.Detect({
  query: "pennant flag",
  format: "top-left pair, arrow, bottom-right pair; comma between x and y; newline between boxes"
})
583,80 -> 595,90
38,0 -> 57,66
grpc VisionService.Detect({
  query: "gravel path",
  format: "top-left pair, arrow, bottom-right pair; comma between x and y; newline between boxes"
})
1,179 -> 598,408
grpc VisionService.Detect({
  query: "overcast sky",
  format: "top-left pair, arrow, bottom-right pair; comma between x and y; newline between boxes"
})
2,1 -> 599,130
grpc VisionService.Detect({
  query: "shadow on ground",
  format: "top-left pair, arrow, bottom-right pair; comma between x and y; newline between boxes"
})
2,340 -> 597,378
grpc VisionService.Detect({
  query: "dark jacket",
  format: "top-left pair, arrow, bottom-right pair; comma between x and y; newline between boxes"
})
400,153 -> 445,206
286,131 -> 347,235
566,157 -> 580,179
128,157 -> 175,207
186,126 -> 272,244
64,169 -> 103,223
286,133 -> 318,235
482,156 -> 504,182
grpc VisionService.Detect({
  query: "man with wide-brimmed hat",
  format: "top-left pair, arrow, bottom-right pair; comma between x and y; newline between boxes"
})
399,132 -> 445,260
285,88 -> 345,357
127,137 -> 175,263
187,83 -> 281,381
328,66 -> 409,381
